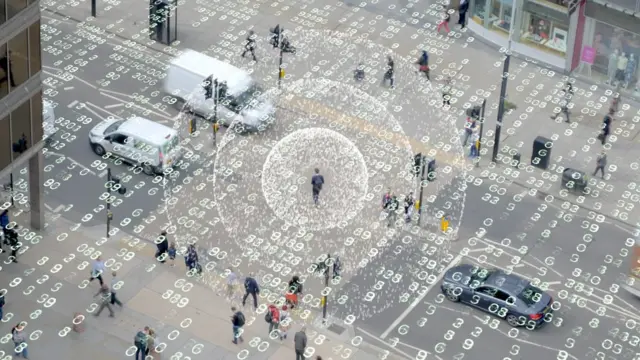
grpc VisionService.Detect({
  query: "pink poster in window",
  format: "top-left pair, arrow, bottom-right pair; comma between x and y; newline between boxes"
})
581,46 -> 596,64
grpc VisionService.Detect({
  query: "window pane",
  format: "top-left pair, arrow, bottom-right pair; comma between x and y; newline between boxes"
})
31,91 -> 43,144
0,44 -> 7,98
10,99 -> 31,160
29,21 -> 41,77
6,0 -> 26,19
0,0 -> 6,26
0,116 -> 10,171
8,29 -> 29,90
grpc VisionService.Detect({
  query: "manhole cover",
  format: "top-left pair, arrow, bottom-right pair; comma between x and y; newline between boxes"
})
327,323 -> 345,335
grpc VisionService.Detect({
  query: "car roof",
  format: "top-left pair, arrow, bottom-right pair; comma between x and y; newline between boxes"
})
119,117 -> 177,145
484,270 -> 530,294
171,49 -> 253,94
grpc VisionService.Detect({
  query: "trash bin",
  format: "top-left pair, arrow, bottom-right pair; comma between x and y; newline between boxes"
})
562,168 -> 588,193
531,136 -> 553,170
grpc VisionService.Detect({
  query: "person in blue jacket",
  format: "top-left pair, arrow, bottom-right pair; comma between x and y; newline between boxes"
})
242,273 -> 260,310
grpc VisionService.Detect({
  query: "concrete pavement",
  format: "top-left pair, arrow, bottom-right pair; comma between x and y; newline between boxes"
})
1,206 -> 403,360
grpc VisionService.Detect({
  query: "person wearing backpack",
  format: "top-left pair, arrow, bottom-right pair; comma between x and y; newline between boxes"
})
231,306 -> 245,344
266,304 -> 280,336
134,326 -> 150,360
278,305 -> 290,340
5,225 -> 19,263
286,276 -> 303,309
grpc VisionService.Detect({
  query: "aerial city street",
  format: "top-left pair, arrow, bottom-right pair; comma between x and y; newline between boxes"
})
0,0 -> 639,358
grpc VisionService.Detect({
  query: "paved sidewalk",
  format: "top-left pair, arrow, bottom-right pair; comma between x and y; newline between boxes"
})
0,207 -> 404,360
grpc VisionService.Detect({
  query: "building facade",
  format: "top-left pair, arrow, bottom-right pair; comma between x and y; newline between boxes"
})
468,0 -> 584,72
0,0 -> 44,229
578,0 -> 640,96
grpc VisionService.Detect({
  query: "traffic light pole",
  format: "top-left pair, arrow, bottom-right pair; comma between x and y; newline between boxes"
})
491,5 -> 516,163
417,155 -> 426,226
91,0 -> 96,16
278,47 -> 284,88
106,168 -> 113,238
213,79 -> 219,148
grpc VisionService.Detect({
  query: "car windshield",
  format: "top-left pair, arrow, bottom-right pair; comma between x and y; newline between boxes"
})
469,267 -> 493,282
232,83 -> 265,110
162,135 -> 179,155
518,285 -> 544,305
105,120 -> 125,134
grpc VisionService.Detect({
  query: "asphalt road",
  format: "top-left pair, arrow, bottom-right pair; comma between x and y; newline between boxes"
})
331,173 -> 640,360
37,15 -> 192,233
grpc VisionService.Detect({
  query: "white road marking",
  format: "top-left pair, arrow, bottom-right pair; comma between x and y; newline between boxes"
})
98,170 -> 108,178
42,65 -> 63,72
82,104 -> 108,121
67,100 -> 79,109
614,294 -> 640,314
84,102 -> 122,120
44,151 -> 97,175
472,315 -> 580,359
614,223 -> 635,235
355,327 -> 419,360
380,254 -> 463,339
53,204 -> 65,213
104,103 -> 125,109
44,203 -> 55,212
99,89 -> 134,98
42,70 -> 98,90
63,86 -> 75,91
99,92 -> 173,121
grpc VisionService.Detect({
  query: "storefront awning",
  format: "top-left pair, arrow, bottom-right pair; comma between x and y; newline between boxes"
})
590,0 -> 640,14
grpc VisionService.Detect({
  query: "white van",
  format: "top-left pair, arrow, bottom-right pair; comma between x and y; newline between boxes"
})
43,99 -> 57,145
163,49 -> 275,132
88,116 -> 182,175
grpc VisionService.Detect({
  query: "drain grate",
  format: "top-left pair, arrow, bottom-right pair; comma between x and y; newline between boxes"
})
327,323 -> 346,335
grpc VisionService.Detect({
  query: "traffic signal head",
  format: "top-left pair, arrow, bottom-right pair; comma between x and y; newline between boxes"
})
203,75 -> 213,99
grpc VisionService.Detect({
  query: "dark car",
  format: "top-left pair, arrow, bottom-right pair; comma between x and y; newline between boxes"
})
440,264 -> 554,329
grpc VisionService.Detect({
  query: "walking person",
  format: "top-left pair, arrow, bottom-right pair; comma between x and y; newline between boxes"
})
311,168 -> 325,206
242,273 -> 260,310
145,329 -> 156,357
354,62 -> 365,81
241,30 -> 258,61
155,231 -> 169,263
185,244 -> 200,273
382,189 -> 392,208
437,8 -> 451,33
226,267 -> 238,299
382,56 -> 395,89
134,327 -> 150,360
168,242 -> 176,267
599,109 -> 613,145
266,304 -> 280,336
404,192 -> 415,223
231,307 -> 245,344
0,289 -> 6,320
416,50 -> 430,80
550,82 -> 573,123
278,305 -> 290,340
286,275 -> 303,309
462,116 -> 477,146
442,76 -> 452,107
385,195 -> 399,227
93,283 -> 115,318
294,327 -> 308,360
12,322 -> 28,359
110,271 -> 123,308
593,151 -> 607,178
458,0 -> 469,28
89,256 -> 106,286
5,225 -> 20,263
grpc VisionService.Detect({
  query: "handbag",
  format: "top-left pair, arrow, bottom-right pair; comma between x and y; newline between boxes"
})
419,65 -> 429,71
597,132 -> 604,141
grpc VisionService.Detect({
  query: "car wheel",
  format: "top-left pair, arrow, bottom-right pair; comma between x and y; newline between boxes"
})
142,163 -> 155,176
506,314 -> 520,327
92,144 -> 105,156
444,289 -> 460,302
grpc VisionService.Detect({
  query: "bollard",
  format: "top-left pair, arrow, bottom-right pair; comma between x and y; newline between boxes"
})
72,312 -> 85,332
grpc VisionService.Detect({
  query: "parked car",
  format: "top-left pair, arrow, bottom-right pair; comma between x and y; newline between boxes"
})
440,264 -> 553,329
88,116 -> 182,175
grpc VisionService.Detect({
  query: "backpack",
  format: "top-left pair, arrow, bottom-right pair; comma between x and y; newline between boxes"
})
0,296 -> 5,307
134,331 -> 147,349
264,310 -> 272,323
235,312 -> 245,326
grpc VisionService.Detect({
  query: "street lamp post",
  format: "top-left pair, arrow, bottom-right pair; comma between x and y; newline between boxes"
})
491,4 -> 517,163
417,154 -> 426,226
106,168 -> 126,238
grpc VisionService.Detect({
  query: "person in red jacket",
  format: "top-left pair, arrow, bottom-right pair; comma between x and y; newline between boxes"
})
267,304 -> 280,336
